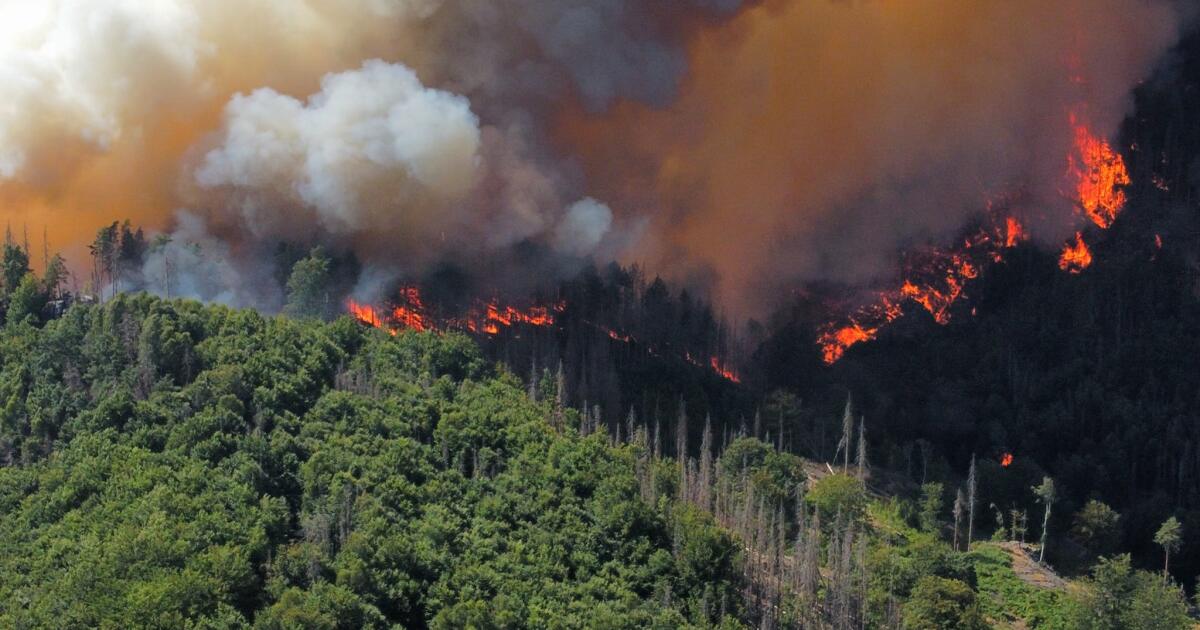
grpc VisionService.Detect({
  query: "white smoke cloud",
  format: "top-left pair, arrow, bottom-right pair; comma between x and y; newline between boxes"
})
554,198 -> 613,256
0,1 -> 203,179
196,60 -> 481,240
0,0 -> 1188,318
0,0 -> 751,300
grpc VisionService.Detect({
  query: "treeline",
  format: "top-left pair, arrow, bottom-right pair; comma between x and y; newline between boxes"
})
0,293 -> 1193,627
86,235 -> 754,455
0,293 -> 745,627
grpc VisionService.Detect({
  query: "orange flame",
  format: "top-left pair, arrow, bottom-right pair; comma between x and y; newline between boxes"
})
819,111 -> 1130,364
818,297 -> 905,364
818,214 -> 1017,364
1005,216 -> 1027,248
1058,232 -> 1093,273
348,300 -> 398,336
352,286 -> 559,337
1001,453 -> 1013,467
1069,112 -> 1130,229
349,289 -> 742,384
709,356 -> 742,384
348,300 -> 380,327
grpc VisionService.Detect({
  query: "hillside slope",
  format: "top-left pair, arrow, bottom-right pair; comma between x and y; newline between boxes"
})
0,295 -> 1190,629
0,295 -> 744,627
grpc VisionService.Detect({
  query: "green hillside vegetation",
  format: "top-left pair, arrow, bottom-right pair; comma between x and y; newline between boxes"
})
0,294 -> 1190,628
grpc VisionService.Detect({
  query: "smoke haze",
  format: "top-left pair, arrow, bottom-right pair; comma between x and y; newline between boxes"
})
0,0 -> 1186,313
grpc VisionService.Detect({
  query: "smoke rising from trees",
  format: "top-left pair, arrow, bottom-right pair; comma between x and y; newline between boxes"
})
0,0 -> 1187,312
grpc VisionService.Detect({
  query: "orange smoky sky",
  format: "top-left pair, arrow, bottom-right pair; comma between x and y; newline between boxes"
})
0,0 -> 423,273
0,0 -> 1184,312
556,0 -> 1180,314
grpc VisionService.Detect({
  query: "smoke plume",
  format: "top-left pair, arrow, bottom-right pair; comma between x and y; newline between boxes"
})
0,0 -> 1187,314
559,0 -> 1185,312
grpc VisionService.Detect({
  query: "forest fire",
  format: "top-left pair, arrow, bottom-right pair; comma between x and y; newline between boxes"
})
1059,232 -> 1094,273
349,287 -> 560,338
1069,112 -> 1131,229
347,301 -> 385,329
348,288 -> 742,384
817,214 -> 1024,364
1001,453 -> 1014,468
818,113 -> 1130,364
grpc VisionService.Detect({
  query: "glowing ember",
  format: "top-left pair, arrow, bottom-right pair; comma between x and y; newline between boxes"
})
607,329 -> 634,343
1001,453 -> 1013,467
1058,232 -> 1093,273
1068,112 -> 1130,229
1155,234 -> 1163,249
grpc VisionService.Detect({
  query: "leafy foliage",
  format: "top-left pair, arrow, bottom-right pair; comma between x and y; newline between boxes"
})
0,295 -> 741,628
901,576 -> 987,630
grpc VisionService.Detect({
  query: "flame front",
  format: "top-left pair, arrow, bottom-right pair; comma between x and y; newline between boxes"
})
818,215 -> 1020,364
1069,112 -> 1131,229
352,287 -> 559,338
819,109 -> 1131,364
1001,453 -> 1013,467
348,288 -> 742,384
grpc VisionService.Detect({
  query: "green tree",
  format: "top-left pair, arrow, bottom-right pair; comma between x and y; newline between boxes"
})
919,482 -> 944,535
41,253 -> 67,300
285,248 -> 334,320
1,243 -> 30,295
7,273 -> 45,325
1067,555 -> 1190,630
89,221 -> 119,297
1071,500 -> 1120,557
1154,516 -> 1182,577
806,473 -> 867,524
902,576 -> 987,630
117,220 -> 146,276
